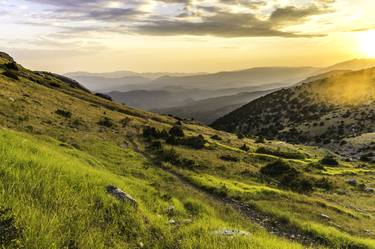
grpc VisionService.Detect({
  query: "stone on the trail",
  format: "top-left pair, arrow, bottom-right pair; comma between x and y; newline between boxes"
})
346,179 -> 357,185
106,185 -> 137,207
320,214 -> 330,220
212,229 -> 250,236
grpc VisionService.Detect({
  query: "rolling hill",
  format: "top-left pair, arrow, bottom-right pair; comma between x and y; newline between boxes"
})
212,68 -> 375,160
1,51 -> 375,249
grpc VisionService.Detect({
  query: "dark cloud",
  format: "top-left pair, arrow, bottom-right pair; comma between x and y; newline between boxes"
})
22,0 -> 332,38
135,5 -> 327,38
270,5 -> 325,25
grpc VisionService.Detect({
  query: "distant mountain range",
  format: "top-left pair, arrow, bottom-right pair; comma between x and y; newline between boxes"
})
66,58 -> 375,124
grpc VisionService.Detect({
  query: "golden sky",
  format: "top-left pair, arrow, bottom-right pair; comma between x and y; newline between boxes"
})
0,0 -> 374,73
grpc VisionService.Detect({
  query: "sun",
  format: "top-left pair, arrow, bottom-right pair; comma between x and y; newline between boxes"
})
358,30 -> 375,58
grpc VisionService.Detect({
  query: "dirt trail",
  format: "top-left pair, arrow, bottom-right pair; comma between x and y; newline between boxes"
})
128,140 -> 325,248
162,167 -> 324,248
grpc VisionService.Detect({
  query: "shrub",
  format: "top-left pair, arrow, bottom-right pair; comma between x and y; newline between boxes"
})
210,135 -> 222,141
219,155 -> 240,162
239,144 -> 250,151
260,160 -> 314,193
320,155 -> 339,166
360,153 -> 374,162
260,160 -> 299,178
5,62 -> 18,71
182,135 -> 206,149
0,207 -> 22,248
55,109 -> 72,118
158,148 -> 198,169
2,71 -> 19,80
314,177 -> 334,191
169,125 -> 185,137
166,135 -> 180,145
149,141 -> 162,150
255,136 -> 265,143
143,126 -> 168,140
98,117 -> 114,128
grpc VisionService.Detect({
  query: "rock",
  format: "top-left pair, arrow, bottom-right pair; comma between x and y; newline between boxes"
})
364,187 -> 375,193
105,185 -> 137,207
320,214 -> 330,220
346,179 -> 357,185
212,229 -> 250,236
167,219 -> 177,225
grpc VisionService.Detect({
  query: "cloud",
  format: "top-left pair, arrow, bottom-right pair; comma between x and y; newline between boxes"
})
18,0 -> 333,38
135,4 -> 327,37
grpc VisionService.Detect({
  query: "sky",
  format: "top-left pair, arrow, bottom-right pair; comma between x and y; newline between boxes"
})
0,0 -> 374,73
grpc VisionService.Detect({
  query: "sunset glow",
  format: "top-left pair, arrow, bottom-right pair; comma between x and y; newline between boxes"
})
359,30 -> 375,58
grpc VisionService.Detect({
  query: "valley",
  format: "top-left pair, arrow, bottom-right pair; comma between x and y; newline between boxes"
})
1,51 -> 375,249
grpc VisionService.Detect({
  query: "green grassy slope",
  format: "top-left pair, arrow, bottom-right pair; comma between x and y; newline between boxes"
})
1,51 -> 375,249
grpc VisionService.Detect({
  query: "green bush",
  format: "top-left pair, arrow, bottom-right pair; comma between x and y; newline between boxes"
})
169,125 -> 185,137
260,160 -> 314,193
320,155 -> 339,166
182,135 -> 206,149
260,160 -> 299,178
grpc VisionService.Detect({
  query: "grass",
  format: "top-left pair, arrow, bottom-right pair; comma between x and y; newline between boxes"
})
0,128 -> 313,249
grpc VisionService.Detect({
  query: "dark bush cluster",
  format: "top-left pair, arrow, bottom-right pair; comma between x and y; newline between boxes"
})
5,62 -> 19,71
55,109 -> 72,118
260,160 -> 314,193
143,125 -> 206,150
320,155 -> 339,166
158,148 -> 199,170
0,207 -> 22,248
143,126 -> 168,140
169,125 -> 185,137
2,71 -> 19,80
98,117 -> 114,128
